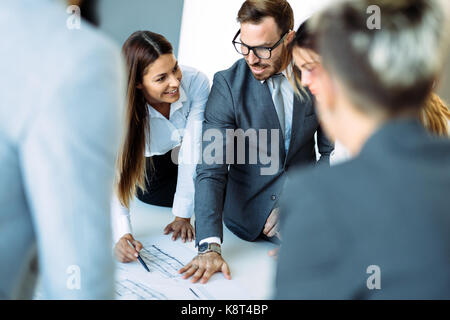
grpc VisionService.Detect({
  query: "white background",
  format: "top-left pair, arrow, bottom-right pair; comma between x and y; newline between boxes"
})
178,0 -> 336,81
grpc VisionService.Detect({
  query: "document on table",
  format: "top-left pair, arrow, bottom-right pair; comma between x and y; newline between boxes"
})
115,234 -> 253,300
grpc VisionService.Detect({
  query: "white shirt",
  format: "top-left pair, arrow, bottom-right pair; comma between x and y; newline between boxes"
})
112,66 -> 210,243
200,67 -> 294,246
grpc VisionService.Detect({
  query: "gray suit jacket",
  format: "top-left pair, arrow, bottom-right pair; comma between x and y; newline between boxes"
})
195,59 -> 333,245
276,118 -> 450,299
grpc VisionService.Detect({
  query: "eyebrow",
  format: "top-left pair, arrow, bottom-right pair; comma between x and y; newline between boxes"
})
301,62 -> 317,68
239,37 -> 274,48
153,61 -> 178,79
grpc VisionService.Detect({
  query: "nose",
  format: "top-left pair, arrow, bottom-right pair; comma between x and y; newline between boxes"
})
168,73 -> 180,88
247,49 -> 260,65
301,71 -> 312,88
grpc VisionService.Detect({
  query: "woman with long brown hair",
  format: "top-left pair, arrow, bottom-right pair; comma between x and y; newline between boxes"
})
112,31 -> 210,263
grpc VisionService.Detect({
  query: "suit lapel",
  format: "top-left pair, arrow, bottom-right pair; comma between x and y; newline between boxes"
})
285,93 -> 309,166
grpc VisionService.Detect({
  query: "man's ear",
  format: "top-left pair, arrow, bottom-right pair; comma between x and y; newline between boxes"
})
285,29 -> 296,46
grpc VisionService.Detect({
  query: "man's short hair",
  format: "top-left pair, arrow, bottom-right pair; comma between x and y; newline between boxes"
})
237,0 -> 294,35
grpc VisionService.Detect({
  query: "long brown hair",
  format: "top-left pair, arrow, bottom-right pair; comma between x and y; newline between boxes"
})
421,93 -> 450,137
117,31 -> 173,208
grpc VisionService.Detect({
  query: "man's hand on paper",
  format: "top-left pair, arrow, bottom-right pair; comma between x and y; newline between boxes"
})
164,216 -> 195,242
114,233 -> 143,263
179,252 -> 231,284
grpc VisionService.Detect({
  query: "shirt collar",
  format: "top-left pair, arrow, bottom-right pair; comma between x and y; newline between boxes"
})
260,62 -> 293,84
147,84 -> 188,119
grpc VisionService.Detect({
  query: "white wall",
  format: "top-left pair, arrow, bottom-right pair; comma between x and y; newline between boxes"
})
178,0 -> 335,81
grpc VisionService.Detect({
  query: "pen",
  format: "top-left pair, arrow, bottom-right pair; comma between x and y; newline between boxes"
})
127,240 -> 150,272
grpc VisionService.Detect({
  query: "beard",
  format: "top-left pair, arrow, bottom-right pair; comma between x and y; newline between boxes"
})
247,52 -> 284,81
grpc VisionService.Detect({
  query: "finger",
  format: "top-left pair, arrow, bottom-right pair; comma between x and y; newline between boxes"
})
163,224 -> 172,235
263,223 -> 272,235
263,218 -> 274,234
116,253 -> 129,263
181,228 -> 187,243
120,246 -> 137,261
122,242 -> 139,258
172,229 -> 180,241
187,229 -> 193,242
221,263 -> 232,280
192,227 -> 196,240
179,262 -> 192,274
133,240 -> 143,252
124,233 -> 135,242
266,224 -> 278,238
182,265 -> 200,279
114,248 -> 127,262
200,269 -> 215,284
191,268 -> 206,283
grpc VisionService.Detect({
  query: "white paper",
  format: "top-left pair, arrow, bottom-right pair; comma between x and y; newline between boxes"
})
115,234 -> 253,300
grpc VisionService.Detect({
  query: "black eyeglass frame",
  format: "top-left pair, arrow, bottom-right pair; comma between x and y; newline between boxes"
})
232,29 -> 288,60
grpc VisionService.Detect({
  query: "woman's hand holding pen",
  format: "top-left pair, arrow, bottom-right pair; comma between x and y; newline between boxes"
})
164,216 -> 195,242
114,233 -> 143,263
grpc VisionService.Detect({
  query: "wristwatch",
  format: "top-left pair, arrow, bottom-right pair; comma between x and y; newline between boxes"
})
198,242 -> 221,255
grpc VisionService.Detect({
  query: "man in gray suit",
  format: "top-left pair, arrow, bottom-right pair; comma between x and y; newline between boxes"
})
179,0 -> 333,284
276,0 -> 450,299
0,0 -> 124,299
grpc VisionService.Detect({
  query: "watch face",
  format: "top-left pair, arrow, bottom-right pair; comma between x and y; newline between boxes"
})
198,243 -> 209,252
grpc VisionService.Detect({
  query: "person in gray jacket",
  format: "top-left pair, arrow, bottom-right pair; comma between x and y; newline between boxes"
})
0,0 -> 124,299
179,0 -> 333,284
276,0 -> 450,299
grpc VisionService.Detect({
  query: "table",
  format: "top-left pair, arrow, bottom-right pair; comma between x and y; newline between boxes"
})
129,198 -> 278,300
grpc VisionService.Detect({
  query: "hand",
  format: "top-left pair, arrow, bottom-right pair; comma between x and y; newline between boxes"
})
164,217 -> 195,242
263,207 -> 281,239
114,233 -> 143,263
268,246 -> 280,260
179,252 -> 231,284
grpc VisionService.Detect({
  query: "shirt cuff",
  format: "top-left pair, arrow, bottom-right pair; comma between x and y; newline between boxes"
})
172,194 -> 194,218
113,215 -> 132,244
199,237 -> 222,245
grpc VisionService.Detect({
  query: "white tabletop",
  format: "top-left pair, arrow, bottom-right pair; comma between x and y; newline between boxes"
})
129,198 -> 278,300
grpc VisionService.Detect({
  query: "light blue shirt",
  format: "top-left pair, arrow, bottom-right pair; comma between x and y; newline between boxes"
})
263,68 -> 294,154
0,0 -> 124,299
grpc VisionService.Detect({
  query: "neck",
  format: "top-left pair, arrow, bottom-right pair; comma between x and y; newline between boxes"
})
338,109 -> 385,156
149,101 -> 171,119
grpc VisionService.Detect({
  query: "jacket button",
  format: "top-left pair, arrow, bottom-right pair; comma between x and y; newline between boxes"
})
271,195 -> 277,201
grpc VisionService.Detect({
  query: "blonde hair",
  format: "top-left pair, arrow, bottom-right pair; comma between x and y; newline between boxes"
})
421,93 -> 450,136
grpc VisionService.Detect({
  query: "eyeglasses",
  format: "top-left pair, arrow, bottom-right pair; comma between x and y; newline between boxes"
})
232,29 -> 288,60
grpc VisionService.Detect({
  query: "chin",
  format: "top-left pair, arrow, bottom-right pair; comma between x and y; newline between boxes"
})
164,93 -> 180,103
251,70 -> 273,81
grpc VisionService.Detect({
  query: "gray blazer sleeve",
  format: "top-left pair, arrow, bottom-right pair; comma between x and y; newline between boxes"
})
194,72 -> 236,246
275,172 -> 345,299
